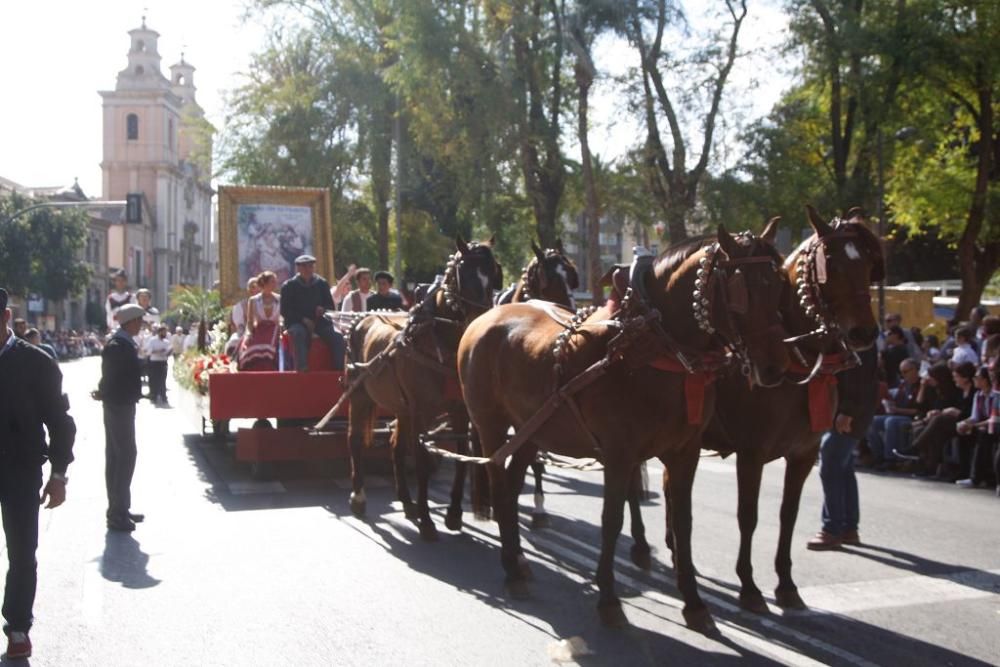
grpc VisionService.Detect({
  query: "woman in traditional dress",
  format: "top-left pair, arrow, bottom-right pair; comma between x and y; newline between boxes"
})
238,271 -> 281,371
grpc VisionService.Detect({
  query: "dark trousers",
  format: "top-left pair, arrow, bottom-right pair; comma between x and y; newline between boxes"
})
819,430 -> 860,536
148,360 -> 168,402
287,322 -> 345,371
0,465 -> 42,635
914,413 -> 959,473
104,403 -> 137,520
969,432 -> 998,485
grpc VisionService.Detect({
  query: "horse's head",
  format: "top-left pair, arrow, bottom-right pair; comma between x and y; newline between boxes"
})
656,222 -> 790,387
442,235 -> 503,319
787,206 -> 883,350
525,238 -> 579,309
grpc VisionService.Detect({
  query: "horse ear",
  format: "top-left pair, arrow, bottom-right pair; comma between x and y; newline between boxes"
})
761,217 -> 780,244
531,240 -> 545,263
487,234 -> 496,246
716,224 -> 739,259
567,264 -> 580,290
455,234 -> 470,255
845,206 -> 865,223
555,237 -> 564,254
493,262 -> 503,290
806,205 -> 833,238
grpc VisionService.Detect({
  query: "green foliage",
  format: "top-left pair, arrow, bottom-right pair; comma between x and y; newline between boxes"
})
0,193 -> 91,301
164,285 -> 225,329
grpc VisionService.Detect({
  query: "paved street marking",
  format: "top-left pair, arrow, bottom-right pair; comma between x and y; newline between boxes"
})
797,568 -> 1000,615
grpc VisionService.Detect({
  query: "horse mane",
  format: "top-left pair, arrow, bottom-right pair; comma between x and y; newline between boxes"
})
656,235 -> 716,276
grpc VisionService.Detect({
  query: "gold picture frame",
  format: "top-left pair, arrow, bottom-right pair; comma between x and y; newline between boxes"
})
217,186 -> 334,306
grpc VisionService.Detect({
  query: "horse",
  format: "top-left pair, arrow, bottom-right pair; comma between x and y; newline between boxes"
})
496,238 -> 580,309
496,239 -> 581,528
344,236 -> 502,540
664,205 -> 883,614
458,223 -> 790,632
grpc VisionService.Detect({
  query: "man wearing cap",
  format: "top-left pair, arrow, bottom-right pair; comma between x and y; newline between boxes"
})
94,303 -> 145,532
366,271 -> 405,311
0,287 -> 76,660
280,255 -> 345,371
340,267 -> 373,313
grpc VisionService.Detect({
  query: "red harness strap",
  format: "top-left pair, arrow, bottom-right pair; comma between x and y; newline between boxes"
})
789,353 -> 847,432
648,356 -> 716,425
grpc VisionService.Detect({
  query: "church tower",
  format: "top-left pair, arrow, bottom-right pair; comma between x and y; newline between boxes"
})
99,18 -> 215,310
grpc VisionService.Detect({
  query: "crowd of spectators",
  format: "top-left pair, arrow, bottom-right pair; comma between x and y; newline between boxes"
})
9,317 -> 104,360
865,306 -> 1000,496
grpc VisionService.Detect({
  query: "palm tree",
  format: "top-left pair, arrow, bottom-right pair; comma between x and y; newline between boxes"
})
164,285 -> 225,352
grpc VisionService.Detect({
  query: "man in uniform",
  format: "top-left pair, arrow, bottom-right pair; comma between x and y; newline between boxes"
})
0,288 -> 76,660
280,255 -> 345,371
95,304 -> 145,532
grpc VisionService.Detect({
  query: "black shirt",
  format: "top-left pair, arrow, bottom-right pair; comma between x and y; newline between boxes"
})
99,333 -> 142,405
367,291 -> 405,311
0,337 -> 76,473
280,274 -> 335,327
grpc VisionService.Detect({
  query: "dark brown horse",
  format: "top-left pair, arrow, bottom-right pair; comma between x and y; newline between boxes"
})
459,224 -> 790,632
666,206 -> 883,613
345,237 -> 502,540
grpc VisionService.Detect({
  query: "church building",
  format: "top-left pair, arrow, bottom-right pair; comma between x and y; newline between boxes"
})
99,18 -> 216,309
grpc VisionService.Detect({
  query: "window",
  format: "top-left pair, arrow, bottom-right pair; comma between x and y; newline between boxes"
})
126,114 -> 139,140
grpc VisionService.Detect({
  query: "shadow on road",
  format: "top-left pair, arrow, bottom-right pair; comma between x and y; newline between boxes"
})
99,532 -> 161,589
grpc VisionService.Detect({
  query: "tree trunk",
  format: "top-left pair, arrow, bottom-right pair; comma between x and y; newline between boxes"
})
370,98 -> 393,270
576,61 -> 601,304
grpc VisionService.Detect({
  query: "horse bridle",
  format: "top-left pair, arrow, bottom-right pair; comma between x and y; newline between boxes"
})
441,246 -> 496,317
520,249 -> 574,301
691,237 -> 781,377
786,222 -> 870,374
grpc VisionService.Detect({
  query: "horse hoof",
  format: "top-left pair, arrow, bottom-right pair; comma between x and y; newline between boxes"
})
516,555 -> 534,580
474,509 -> 492,522
419,521 -> 439,542
739,591 -> 771,615
530,513 -> 550,530
597,601 -> 628,628
403,503 -> 419,521
444,509 -> 463,532
775,587 -> 807,610
506,579 -> 531,600
630,544 -> 653,570
349,491 -> 366,517
682,607 -> 718,635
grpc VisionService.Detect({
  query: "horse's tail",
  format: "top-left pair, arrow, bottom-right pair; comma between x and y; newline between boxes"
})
469,427 -> 492,521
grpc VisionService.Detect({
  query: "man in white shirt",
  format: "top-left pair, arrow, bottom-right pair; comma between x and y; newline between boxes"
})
105,270 -> 135,331
146,325 -> 173,406
340,267 -> 373,312
170,326 -> 185,357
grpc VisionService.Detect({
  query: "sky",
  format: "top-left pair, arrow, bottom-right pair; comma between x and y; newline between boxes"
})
0,1 -> 792,199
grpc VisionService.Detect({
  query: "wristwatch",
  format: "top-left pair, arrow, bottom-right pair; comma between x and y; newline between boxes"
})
50,472 -> 68,484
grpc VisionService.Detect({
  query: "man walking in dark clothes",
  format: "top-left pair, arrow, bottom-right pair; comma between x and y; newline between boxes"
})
94,304 -> 145,532
808,344 -> 879,550
281,254 -> 345,371
0,288 -> 76,660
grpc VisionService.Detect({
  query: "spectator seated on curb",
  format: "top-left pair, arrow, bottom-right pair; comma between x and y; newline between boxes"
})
867,358 -> 921,470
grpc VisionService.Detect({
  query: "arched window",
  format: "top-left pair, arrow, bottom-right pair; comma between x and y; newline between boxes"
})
127,113 -> 139,140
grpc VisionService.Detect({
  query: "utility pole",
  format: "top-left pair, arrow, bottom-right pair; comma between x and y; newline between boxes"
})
393,93 -> 403,280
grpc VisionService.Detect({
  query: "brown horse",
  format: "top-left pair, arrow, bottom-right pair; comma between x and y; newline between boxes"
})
458,224 -> 790,632
666,206 -> 883,613
345,237 -> 502,540
496,239 -> 580,309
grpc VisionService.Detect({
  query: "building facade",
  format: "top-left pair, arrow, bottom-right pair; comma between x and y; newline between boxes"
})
99,19 -> 216,310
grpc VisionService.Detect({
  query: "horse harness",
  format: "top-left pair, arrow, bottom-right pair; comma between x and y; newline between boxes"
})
485,242 -> 776,467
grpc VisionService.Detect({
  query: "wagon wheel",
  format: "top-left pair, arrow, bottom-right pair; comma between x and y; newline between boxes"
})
249,419 -> 274,481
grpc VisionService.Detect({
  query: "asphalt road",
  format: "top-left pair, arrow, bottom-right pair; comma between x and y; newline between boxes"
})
8,356 -> 1000,666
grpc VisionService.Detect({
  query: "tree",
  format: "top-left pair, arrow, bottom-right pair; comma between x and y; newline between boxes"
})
165,285 -> 225,352
624,0 -> 747,244
0,193 -> 91,301
887,1 -> 999,320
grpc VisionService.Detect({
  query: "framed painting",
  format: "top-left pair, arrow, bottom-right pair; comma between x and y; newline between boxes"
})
217,186 -> 334,306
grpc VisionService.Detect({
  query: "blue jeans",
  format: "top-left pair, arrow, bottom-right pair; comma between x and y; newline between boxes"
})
867,415 -> 913,461
819,429 -> 859,536
287,321 -> 345,371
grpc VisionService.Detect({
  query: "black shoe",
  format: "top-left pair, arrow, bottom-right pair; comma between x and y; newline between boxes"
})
107,517 -> 136,532
128,512 -> 145,523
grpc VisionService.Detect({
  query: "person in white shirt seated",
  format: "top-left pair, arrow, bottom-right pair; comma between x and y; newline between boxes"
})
146,325 -> 173,406
227,276 -> 260,357
950,326 -> 980,368
330,264 -> 358,309
340,267 -> 373,312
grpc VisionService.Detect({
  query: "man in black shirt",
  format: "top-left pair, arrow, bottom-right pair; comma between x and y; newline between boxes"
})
95,304 -> 145,532
366,271 -> 405,311
280,254 -> 345,371
0,288 -> 76,660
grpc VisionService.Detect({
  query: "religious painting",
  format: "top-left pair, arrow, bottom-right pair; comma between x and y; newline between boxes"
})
218,186 -> 334,306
